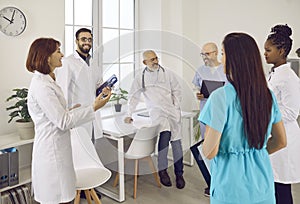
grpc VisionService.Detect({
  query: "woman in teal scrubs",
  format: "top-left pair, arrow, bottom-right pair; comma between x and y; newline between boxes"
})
199,32 -> 287,204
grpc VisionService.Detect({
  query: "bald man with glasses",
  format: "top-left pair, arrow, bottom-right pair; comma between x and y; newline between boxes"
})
192,42 -> 227,196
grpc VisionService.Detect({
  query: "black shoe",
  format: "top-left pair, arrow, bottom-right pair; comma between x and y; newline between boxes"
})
204,187 -> 210,197
159,169 -> 172,187
175,175 -> 185,189
80,191 -> 86,199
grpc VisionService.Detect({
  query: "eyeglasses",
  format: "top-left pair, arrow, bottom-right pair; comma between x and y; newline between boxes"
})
147,57 -> 159,62
200,51 -> 216,57
79,37 -> 93,43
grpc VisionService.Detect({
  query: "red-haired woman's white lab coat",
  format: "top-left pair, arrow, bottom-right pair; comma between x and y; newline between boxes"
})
28,71 -> 95,204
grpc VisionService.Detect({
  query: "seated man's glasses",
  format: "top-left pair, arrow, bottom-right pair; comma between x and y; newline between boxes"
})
79,37 -> 93,43
200,51 -> 216,57
147,57 -> 159,62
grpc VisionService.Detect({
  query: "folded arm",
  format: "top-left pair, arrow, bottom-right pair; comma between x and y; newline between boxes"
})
202,125 -> 222,159
267,120 -> 287,154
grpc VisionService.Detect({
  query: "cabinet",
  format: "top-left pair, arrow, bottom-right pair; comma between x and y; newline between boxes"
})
0,133 -> 33,204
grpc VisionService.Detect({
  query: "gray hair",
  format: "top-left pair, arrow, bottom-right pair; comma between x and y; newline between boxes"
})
143,50 -> 156,60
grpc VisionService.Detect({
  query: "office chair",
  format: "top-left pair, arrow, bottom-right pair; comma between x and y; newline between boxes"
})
71,127 -> 112,204
113,124 -> 161,199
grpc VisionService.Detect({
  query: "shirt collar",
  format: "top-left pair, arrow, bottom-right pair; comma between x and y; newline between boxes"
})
272,63 -> 288,73
75,50 -> 91,66
268,63 -> 288,81
33,71 -> 55,83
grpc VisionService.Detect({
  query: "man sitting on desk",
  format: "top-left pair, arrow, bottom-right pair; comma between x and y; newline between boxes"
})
124,50 -> 185,189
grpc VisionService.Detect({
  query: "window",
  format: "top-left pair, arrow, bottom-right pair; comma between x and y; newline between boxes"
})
64,0 -> 136,89
64,0 -> 94,57
102,0 -> 135,89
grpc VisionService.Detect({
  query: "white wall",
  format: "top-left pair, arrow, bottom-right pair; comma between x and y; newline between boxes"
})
0,0 -> 64,135
196,0 -> 300,71
137,0 -> 300,111
139,0 -> 300,75
0,0 -> 299,135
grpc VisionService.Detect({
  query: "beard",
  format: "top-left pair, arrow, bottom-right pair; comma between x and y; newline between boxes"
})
204,58 -> 213,67
148,63 -> 159,71
78,44 -> 91,54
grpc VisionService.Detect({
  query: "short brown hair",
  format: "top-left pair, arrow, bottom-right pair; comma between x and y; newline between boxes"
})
75,28 -> 92,39
26,38 -> 61,74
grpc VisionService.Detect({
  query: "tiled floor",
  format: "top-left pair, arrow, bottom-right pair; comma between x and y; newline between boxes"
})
79,162 -> 300,204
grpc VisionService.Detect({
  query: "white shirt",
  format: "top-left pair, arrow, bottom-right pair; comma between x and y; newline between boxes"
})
268,63 -> 300,183
55,52 -> 103,139
28,71 -> 95,204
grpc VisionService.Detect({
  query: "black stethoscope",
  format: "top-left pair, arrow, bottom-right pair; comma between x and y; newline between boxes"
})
142,64 -> 165,91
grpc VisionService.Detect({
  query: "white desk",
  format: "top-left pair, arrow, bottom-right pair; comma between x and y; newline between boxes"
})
100,103 -> 147,119
96,110 -> 196,202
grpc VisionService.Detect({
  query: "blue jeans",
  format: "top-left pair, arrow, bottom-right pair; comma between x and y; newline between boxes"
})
158,131 -> 184,176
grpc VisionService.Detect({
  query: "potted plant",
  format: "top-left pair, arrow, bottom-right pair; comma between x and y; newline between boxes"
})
6,88 -> 34,140
193,111 -> 201,141
109,87 -> 128,112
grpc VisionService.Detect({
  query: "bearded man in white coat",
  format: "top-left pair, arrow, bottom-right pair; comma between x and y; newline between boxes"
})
55,28 -> 103,142
124,50 -> 185,189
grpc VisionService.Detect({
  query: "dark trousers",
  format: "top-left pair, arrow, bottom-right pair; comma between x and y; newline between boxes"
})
157,131 -> 184,176
275,182 -> 293,204
190,140 -> 210,187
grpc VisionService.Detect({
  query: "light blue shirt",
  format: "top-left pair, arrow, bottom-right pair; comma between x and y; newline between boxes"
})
192,64 -> 227,90
192,64 -> 227,110
199,83 -> 281,204
192,64 -> 227,138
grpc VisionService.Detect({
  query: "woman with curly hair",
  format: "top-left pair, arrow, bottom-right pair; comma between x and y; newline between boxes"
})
265,24 -> 300,204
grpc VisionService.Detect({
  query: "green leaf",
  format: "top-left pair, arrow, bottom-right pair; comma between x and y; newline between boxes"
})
6,94 -> 18,101
16,100 -> 27,107
16,88 -> 28,98
6,105 -> 19,111
109,88 -> 128,103
9,111 -> 20,117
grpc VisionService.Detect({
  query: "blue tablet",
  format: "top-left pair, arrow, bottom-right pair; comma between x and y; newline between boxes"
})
96,74 -> 118,96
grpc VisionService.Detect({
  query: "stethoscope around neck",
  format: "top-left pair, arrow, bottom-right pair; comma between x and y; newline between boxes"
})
142,64 -> 165,91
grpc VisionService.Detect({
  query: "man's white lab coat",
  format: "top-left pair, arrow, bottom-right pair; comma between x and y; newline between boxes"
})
55,52 -> 103,139
127,67 -> 182,141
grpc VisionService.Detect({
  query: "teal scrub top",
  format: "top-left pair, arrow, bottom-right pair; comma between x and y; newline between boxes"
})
199,83 -> 281,204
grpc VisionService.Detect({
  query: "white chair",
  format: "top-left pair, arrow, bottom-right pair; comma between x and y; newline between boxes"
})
113,124 -> 161,199
71,127 -> 112,204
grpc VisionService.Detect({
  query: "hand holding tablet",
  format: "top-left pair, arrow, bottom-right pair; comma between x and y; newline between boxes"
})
200,80 -> 225,98
96,74 -> 118,96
